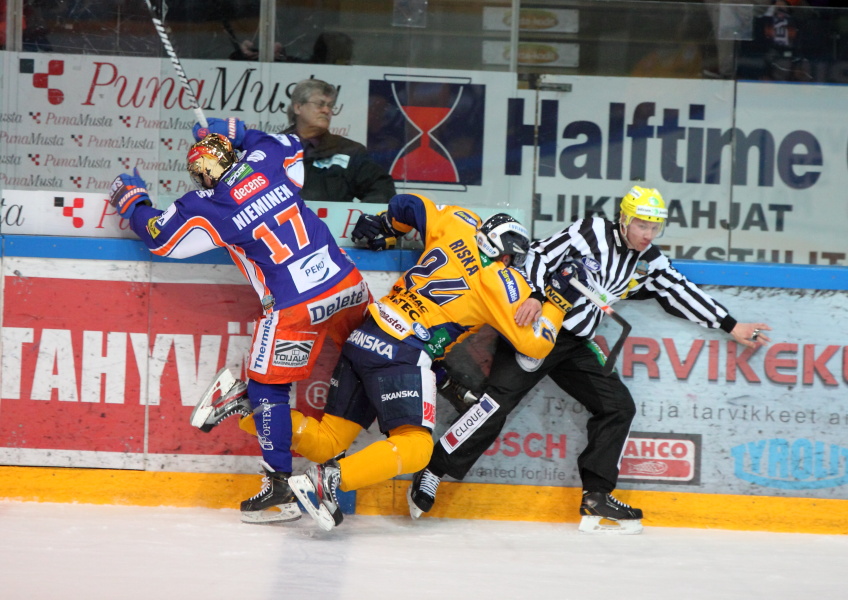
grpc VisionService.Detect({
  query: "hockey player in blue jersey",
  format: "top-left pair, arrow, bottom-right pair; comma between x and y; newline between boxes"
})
108,117 -> 372,524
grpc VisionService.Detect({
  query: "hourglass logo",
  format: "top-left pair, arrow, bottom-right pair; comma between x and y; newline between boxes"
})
368,75 -> 485,191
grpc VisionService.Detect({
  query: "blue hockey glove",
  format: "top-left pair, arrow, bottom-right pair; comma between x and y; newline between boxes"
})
545,258 -> 589,313
351,212 -> 398,251
108,168 -> 151,219
192,117 -> 246,148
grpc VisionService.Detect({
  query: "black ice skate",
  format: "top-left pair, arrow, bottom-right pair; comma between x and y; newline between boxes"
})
437,376 -> 478,413
289,458 -> 344,532
240,461 -> 302,524
407,468 -> 441,519
578,491 -> 644,535
190,368 -> 252,432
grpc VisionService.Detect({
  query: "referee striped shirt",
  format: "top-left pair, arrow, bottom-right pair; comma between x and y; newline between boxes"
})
524,217 -> 737,339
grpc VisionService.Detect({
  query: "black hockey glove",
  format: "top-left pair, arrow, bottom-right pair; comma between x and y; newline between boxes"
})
351,211 -> 399,251
544,258 -> 589,313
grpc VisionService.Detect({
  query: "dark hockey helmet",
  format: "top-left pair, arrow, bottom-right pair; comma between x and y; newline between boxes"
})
187,134 -> 237,189
476,213 -> 531,267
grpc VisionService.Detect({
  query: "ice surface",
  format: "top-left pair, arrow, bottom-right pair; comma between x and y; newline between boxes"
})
1,501 -> 845,600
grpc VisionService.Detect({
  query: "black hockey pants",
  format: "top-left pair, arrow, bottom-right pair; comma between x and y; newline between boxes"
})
428,331 -> 636,493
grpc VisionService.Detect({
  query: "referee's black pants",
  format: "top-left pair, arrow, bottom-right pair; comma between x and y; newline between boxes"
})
428,331 -> 636,493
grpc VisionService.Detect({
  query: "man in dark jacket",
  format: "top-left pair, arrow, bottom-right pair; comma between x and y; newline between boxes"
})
284,78 -> 396,203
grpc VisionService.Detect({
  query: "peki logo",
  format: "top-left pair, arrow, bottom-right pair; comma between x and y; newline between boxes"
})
70,134 -> 84,147
287,245 -> 340,294
29,111 -> 42,124
731,438 -> 848,490
69,176 -> 83,189
20,58 -> 64,105
118,115 -> 132,128
368,75 -> 485,191
55,196 -> 85,228
619,432 -> 701,485
161,138 -> 174,150
231,173 -> 269,204
117,157 -> 131,169
159,180 -> 172,192
28,154 -> 41,166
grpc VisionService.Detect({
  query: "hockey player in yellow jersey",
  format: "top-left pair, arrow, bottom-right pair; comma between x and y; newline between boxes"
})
287,193 -> 569,530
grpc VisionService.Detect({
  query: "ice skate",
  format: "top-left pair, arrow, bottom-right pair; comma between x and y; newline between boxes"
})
240,461 -> 302,524
407,469 -> 441,519
190,367 -> 251,432
437,376 -> 478,413
578,491 -> 643,535
289,459 -> 344,532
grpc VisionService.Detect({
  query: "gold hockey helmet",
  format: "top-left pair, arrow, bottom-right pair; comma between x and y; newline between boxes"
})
187,134 -> 237,189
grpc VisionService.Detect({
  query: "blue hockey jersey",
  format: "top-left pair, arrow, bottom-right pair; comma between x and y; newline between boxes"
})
128,130 -> 356,311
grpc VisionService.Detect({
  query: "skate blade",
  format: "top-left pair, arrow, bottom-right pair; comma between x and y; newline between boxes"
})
578,515 -> 643,535
240,503 -> 302,525
406,486 -> 424,520
190,368 -> 237,429
289,475 -> 339,532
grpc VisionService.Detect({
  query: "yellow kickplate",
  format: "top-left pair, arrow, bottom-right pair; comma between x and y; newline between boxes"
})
3,466 -> 848,534
355,479 -> 848,535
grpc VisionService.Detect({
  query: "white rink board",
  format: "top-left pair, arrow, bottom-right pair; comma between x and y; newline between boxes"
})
2,252 -> 847,500
1,53 -> 848,264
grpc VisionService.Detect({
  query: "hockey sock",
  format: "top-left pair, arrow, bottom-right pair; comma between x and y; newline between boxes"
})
337,425 -> 433,492
239,415 -> 258,436
290,412 -> 362,464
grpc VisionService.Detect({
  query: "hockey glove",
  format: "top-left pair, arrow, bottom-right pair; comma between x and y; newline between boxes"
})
351,211 -> 399,251
544,258 -> 589,313
109,168 -> 152,219
192,117 -> 246,148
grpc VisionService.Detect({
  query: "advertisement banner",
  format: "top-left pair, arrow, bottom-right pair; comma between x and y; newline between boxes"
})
438,285 -> 848,499
0,257 -> 394,472
512,75 -> 848,266
3,53 -> 848,265
4,253 -> 847,499
0,52 -> 520,215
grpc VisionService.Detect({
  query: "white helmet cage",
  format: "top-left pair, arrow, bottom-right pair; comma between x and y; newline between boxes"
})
476,213 -> 531,267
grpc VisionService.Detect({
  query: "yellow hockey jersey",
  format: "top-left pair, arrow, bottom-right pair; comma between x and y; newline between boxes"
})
367,194 -> 562,360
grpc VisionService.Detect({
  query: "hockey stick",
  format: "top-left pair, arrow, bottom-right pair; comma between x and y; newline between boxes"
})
569,278 -> 632,376
142,0 -> 208,127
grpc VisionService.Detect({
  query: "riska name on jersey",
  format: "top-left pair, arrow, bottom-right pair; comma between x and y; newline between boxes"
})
231,184 -> 296,230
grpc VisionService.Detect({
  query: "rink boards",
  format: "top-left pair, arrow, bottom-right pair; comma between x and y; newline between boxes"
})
1,237 -> 848,533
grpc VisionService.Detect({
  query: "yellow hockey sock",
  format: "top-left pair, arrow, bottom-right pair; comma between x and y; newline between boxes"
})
290,411 -> 362,464
338,425 -> 433,492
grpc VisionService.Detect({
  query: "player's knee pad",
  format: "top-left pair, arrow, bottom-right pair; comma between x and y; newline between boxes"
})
291,412 -> 361,463
386,425 -> 434,475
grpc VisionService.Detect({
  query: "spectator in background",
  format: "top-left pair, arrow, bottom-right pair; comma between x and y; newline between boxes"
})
284,78 -> 396,204
761,0 -> 816,80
